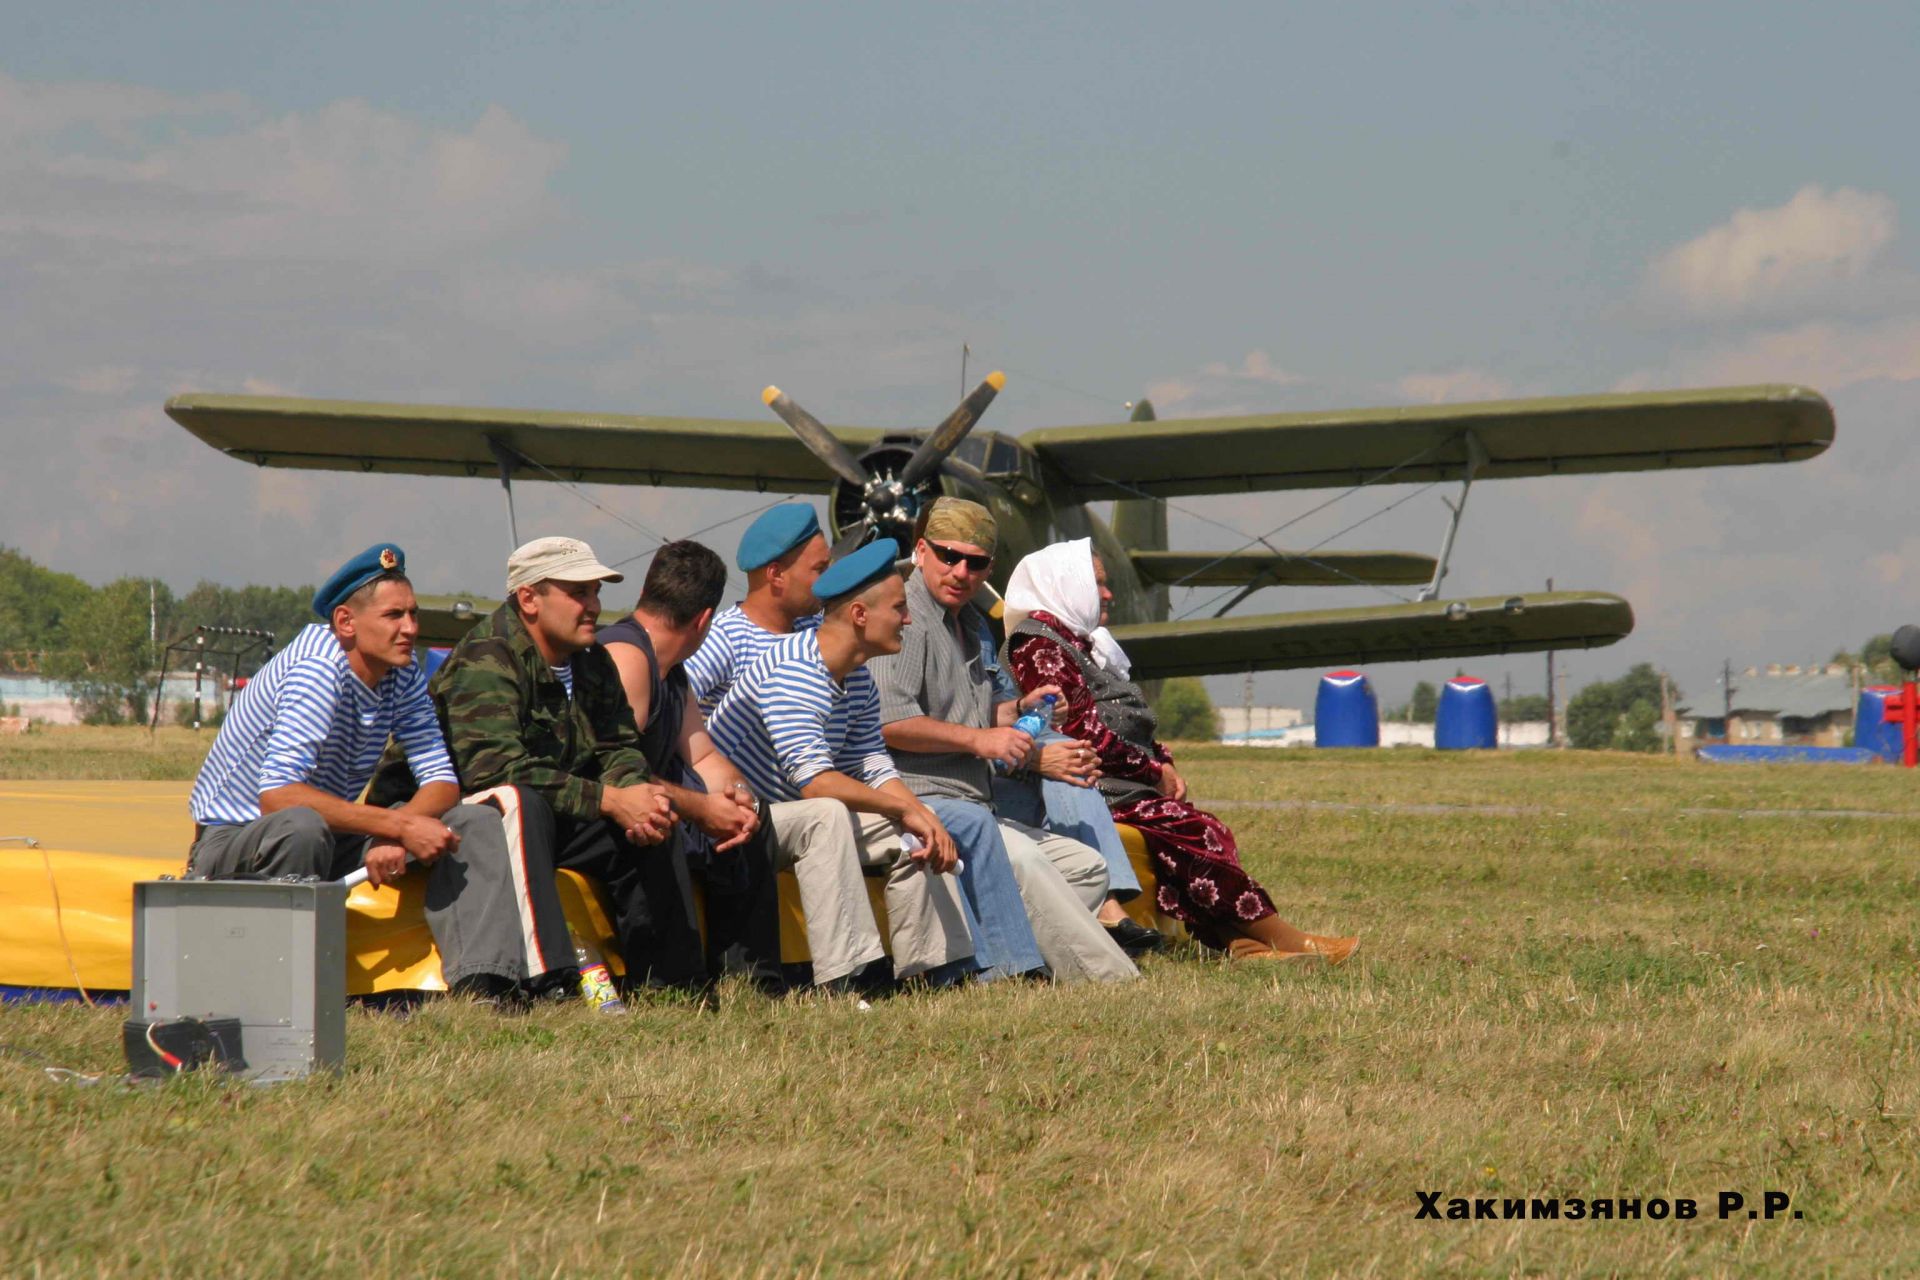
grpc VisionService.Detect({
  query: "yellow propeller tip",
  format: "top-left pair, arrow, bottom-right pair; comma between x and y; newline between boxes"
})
761,385 -> 782,405
986,371 -> 1006,391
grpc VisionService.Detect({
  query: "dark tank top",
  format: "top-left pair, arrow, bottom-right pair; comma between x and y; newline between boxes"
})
596,615 -> 691,782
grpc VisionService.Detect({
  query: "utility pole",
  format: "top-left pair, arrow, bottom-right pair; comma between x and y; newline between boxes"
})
1661,670 -> 1677,756
1544,577 -> 1557,746
1722,657 -> 1734,742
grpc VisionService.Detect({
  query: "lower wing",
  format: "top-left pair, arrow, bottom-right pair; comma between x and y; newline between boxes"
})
1109,591 -> 1632,679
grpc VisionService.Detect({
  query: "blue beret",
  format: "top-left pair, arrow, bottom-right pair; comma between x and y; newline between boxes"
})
815,538 -> 901,603
736,504 -> 821,571
312,543 -> 406,619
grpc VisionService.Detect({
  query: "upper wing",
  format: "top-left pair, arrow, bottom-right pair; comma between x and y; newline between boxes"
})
1024,385 -> 1833,500
1130,549 -> 1435,588
164,394 -> 888,493
1110,591 -> 1631,680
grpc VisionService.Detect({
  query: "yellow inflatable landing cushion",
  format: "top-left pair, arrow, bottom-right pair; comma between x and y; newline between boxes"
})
0,781 -> 1186,995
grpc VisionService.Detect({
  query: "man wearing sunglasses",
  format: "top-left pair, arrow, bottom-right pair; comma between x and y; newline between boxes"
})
868,498 -> 1137,984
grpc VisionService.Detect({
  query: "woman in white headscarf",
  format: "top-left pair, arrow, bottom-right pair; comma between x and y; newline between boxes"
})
1003,539 -> 1357,964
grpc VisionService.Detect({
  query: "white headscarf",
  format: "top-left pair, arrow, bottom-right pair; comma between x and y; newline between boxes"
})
1003,538 -> 1133,679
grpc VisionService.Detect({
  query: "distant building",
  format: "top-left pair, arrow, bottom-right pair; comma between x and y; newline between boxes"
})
1215,706 -> 1304,740
1220,715 -> 1551,749
1680,664 -> 1857,748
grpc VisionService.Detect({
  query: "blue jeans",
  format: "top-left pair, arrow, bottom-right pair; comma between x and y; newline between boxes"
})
925,796 -> 1045,981
990,735 -> 1141,902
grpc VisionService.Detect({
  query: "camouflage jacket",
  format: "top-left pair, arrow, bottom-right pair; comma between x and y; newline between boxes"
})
370,603 -> 649,822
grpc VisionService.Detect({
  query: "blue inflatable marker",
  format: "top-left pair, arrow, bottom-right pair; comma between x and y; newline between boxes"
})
1435,676 -> 1498,749
1315,671 -> 1379,747
1855,687 -> 1901,762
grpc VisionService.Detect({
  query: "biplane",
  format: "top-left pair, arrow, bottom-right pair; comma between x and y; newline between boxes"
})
162,379 -> 1834,675
0,376 -> 1836,1002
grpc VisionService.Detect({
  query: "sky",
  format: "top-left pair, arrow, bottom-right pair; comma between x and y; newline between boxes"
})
5,2 -> 1919,713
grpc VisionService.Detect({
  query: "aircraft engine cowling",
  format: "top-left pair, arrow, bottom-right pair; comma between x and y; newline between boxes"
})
830,440 -> 932,551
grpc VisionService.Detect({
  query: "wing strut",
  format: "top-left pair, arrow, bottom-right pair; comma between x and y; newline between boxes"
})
1416,431 -> 1488,602
486,436 -> 522,550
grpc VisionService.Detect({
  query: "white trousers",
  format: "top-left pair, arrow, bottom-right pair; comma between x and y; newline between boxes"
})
765,798 -> 888,986
997,820 -> 1138,985
847,812 -> 978,978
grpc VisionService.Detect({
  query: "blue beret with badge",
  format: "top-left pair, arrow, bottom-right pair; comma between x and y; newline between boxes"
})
311,543 -> 406,619
736,503 -> 822,571
814,538 -> 901,604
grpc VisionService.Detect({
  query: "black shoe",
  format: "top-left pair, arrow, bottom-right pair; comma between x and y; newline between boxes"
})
449,972 -> 529,1013
1105,917 -> 1167,957
524,967 -> 584,1006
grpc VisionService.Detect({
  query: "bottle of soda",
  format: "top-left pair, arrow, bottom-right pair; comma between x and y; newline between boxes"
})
571,928 -> 627,1014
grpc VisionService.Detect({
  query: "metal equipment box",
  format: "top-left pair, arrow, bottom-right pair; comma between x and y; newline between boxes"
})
131,879 -> 347,1082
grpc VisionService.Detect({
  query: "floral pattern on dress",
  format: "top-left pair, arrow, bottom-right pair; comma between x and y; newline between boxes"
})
1008,619 -> 1278,949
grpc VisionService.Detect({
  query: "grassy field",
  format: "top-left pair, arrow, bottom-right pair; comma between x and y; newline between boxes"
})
4,736 -> 1919,1276
0,724 -> 210,781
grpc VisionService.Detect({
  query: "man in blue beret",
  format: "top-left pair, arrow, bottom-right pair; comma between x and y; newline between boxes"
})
684,503 -> 831,714
707,539 -> 977,981
189,544 -> 579,1004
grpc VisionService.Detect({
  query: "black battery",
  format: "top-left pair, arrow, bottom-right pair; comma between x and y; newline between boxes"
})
123,1017 -> 248,1077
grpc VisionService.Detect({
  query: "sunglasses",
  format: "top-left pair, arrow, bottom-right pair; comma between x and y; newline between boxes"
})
925,541 -> 992,573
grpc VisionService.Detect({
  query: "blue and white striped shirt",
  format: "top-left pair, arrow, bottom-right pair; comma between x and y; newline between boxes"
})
705,629 -> 898,803
189,624 -> 458,826
684,605 -> 820,715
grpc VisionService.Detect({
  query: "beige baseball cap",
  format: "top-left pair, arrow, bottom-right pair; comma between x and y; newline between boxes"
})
506,536 -> 625,593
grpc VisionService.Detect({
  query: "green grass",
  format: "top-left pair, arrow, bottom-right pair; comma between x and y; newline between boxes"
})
0,724 -> 211,780
5,736 -> 1920,1275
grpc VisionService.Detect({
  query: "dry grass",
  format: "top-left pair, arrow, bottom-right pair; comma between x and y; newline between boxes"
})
4,736 -> 1919,1275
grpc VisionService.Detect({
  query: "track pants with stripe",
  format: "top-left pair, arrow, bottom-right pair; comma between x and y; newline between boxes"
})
186,791 -> 573,988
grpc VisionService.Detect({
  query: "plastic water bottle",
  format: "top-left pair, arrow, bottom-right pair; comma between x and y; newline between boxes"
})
993,694 -> 1057,775
1014,694 -> 1057,740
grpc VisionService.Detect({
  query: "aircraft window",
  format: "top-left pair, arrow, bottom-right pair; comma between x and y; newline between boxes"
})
986,438 -> 1020,475
953,437 -> 989,469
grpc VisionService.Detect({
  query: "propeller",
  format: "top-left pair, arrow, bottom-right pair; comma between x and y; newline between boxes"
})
900,371 -> 1004,486
761,372 -> 1006,554
761,386 -> 868,488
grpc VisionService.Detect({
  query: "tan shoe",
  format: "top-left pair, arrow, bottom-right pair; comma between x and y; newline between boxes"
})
1226,938 -> 1326,965
1299,934 -> 1360,967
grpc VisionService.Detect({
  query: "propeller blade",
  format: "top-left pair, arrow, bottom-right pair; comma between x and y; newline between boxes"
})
898,371 -> 1005,487
762,386 -> 868,488
830,526 -> 872,558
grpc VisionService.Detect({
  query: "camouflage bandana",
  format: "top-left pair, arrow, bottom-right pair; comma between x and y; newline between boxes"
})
921,497 -> 997,556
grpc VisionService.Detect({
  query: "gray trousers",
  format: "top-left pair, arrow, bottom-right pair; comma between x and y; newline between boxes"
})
186,799 -> 572,988
996,820 -> 1138,985
764,798 -> 888,986
847,812 -> 977,979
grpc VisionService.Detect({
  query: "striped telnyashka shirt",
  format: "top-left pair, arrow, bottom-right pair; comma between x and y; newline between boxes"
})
705,629 -> 898,804
684,605 -> 820,715
189,624 -> 457,826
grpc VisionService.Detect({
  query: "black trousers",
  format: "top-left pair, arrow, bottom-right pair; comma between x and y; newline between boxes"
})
519,789 -> 779,990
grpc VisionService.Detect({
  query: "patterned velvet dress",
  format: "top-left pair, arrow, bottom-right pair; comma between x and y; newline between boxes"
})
1006,612 -> 1276,949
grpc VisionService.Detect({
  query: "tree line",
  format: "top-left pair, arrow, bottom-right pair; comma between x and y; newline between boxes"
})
2,546 -> 314,724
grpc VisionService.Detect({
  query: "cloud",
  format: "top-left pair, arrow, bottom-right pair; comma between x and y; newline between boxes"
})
1144,349 -> 1308,417
1199,349 -> 1303,386
1393,368 -> 1514,404
0,72 -> 567,262
1617,314 -> 1920,394
1645,185 -> 1896,315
